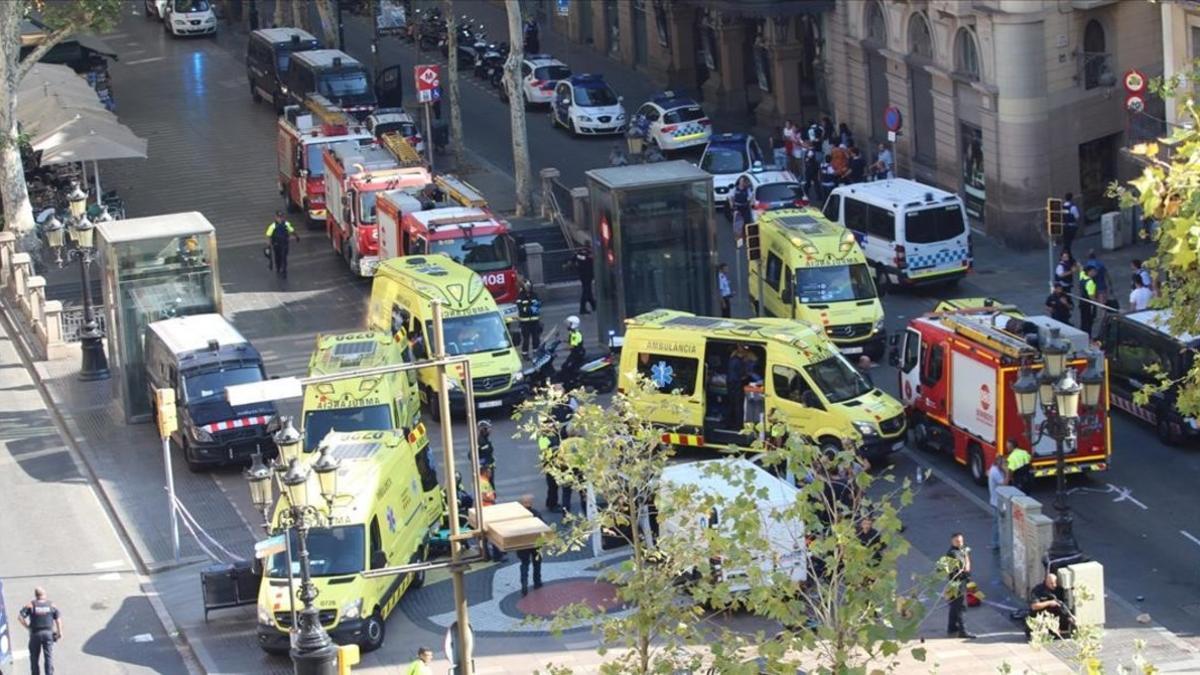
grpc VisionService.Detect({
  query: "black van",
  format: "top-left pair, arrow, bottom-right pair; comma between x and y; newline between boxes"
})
145,314 -> 279,470
1100,309 -> 1199,444
283,49 -> 377,118
247,28 -> 321,111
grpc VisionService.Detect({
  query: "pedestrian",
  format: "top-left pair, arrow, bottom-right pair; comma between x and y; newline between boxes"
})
523,17 -> 540,54
717,263 -> 733,318
1005,439 -> 1032,492
1085,250 -> 1113,303
478,459 -> 506,562
1078,265 -> 1099,336
1061,193 -> 1081,255
857,515 -> 883,564
265,210 -> 299,279
1128,275 -> 1152,312
19,587 -> 62,675
803,145 -> 820,202
1045,282 -> 1073,324
477,420 -> 495,472
516,494 -> 544,596
404,646 -> 434,675
818,157 -> 837,202
830,144 -> 850,184
539,389 -> 574,512
515,280 -> 543,357
725,344 -> 761,431
1130,258 -> 1152,290
1053,249 -> 1076,292
1027,571 -> 1073,638
571,248 -> 596,315
838,122 -> 854,148
943,532 -> 976,639
855,354 -> 874,388
870,142 -> 894,180
987,458 -> 1007,550
731,175 -> 753,234
782,120 -> 798,172
847,145 -> 867,184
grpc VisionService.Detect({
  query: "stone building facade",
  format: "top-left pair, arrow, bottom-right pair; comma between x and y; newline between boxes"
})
547,0 -> 1164,245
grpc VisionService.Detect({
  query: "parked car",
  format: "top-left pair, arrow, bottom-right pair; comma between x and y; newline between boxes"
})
509,54 -> 570,106
366,108 -> 424,154
551,74 -> 626,136
144,0 -> 169,19
725,164 -> 806,221
162,0 -> 218,37
700,132 -> 764,206
635,91 -> 711,151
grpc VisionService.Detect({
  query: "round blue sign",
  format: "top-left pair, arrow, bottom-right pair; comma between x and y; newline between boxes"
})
884,106 -> 902,132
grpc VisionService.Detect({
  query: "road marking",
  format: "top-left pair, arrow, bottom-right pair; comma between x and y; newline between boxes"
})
1107,483 -> 1148,510
131,633 -> 155,643
1181,530 -> 1200,549
125,56 -> 165,66
96,572 -> 122,581
93,559 -> 124,570
11,648 -> 29,661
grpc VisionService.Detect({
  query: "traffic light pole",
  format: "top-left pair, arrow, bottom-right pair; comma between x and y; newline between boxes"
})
155,388 -> 181,562
162,435 -> 180,561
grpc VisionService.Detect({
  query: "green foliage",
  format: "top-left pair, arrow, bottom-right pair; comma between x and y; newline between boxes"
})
32,0 -> 123,34
1115,65 -> 1200,419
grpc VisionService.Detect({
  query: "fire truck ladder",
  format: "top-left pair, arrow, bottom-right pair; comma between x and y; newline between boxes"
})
427,214 -> 489,231
938,312 -> 1039,360
434,175 -> 488,209
379,132 -> 426,168
304,93 -> 354,129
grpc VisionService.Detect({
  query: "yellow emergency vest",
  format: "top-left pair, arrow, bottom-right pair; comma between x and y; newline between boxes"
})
1007,447 -> 1032,472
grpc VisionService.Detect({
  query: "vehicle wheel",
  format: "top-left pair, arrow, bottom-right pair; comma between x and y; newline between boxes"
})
818,437 -> 841,457
1156,412 -> 1179,446
409,545 -> 429,590
360,610 -> 386,653
424,386 -> 442,423
908,414 -> 933,451
183,441 -> 206,473
344,241 -> 356,272
569,119 -> 580,137
968,443 -> 986,486
874,265 -> 890,296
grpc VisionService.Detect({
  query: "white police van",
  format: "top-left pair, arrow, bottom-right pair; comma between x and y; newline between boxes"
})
823,178 -> 971,291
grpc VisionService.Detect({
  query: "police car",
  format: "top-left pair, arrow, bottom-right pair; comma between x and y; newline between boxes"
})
700,132 -> 764,206
515,54 -> 571,106
634,92 -> 711,151
162,0 -> 218,36
725,164 -> 806,222
551,74 -> 626,136
366,108 -> 424,153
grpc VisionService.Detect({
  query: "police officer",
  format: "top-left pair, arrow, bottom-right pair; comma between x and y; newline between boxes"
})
19,587 -> 62,675
477,419 -> 495,476
515,280 -> 543,358
571,248 -> 596,315
560,316 -> 585,387
265,210 -> 299,279
944,533 -> 976,639
478,458 -> 506,561
516,494 -> 544,596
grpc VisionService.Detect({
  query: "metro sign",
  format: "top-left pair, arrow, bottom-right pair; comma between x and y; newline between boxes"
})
415,64 -> 441,103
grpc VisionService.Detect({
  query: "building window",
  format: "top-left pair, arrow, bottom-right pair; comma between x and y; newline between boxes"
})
955,28 -> 980,81
654,0 -> 669,48
1082,19 -> 1112,90
865,1 -> 886,44
908,12 -> 933,60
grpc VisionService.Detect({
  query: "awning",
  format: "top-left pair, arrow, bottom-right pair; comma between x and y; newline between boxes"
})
36,123 -> 148,165
73,34 -> 119,60
679,0 -> 834,18
25,108 -> 121,147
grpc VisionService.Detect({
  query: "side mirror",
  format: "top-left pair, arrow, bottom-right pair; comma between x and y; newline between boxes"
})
560,99 -> 569,106
617,95 -> 625,103
251,557 -> 264,577
370,549 -> 387,570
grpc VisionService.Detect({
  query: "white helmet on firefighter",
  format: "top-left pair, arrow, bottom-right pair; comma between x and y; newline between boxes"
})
566,315 -> 580,330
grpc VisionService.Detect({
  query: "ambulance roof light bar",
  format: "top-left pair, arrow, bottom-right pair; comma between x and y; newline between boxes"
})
379,132 -> 426,168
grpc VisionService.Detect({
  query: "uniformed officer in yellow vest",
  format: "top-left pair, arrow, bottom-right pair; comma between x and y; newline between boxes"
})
1005,438 -> 1032,492
265,210 -> 299,278
1078,265 -> 1099,336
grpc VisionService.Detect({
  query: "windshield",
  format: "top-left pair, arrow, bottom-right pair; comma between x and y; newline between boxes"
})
374,121 -> 417,138
663,107 -> 705,124
319,71 -> 370,99
534,65 -> 571,82
266,526 -> 364,577
304,143 -> 327,177
905,204 -> 966,244
183,366 -> 262,402
303,404 -> 393,451
429,233 -> 515,273
575,85 -> 618,107
805,355 -> 872,404
175,0 -> 210,11
756,182 -> 804,204
359,191 -> 378,224
795,263 -> 876,303
701,146 -> 747,174
431,313 -> 511,356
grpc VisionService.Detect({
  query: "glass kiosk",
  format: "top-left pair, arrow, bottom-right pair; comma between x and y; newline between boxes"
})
97,212 -> 221,422
586,161 -> 716,340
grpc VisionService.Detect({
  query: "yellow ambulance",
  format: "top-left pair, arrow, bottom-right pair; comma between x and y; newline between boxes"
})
747,209 -> 886,360
301,331 -> 422,451
256,428 -> 444,654
618,309 -> 907,463
366,255 -> 526,418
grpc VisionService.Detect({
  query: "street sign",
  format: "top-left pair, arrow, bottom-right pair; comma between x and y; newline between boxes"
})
1125,93 -> 1146,113
415,64 -> 441,103
884,105 -> 903,132
557,0 -> 570,15
255,534 -> 288,559
1123,68 -> 1146,94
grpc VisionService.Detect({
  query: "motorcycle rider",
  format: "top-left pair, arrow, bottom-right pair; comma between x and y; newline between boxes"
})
560,315 -> 585,387
516,280 -> 543,358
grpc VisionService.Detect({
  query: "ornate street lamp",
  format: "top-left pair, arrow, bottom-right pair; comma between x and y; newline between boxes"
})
312,443 -> 341,509
45,182 -> 110,382
1013,366 -> 1039,443
244,452 -> 274,521
1081,356 -> 1104,409
1046,368 -> 1083,565
1041,329 -> 1068,379
275,418 -> 303,466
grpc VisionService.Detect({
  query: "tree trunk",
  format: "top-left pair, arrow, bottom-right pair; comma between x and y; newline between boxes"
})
0,2 -> 38,237
291,0 -> 307,31
503,0 -> 532,216
444,0 -> 464,168
272,0 -> 288,28
314,0 -> 338,50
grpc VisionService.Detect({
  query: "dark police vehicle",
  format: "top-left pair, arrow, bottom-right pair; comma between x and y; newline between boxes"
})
283,49 -> 377,118
145,314 -> 278,471
246,27 -> 321,112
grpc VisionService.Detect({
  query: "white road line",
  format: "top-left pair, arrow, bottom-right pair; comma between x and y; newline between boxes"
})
131,633 -> 155,643
1180,530 -> 1200,548
96,572 -> 122,581
92,559 -> 124,569
125,56 -> 165,66
11,648 -> 29,661
1107,483 -> 1148,510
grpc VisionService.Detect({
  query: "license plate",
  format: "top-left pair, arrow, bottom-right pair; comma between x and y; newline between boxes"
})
842,346 -> 864,355
478,400 -> 503,409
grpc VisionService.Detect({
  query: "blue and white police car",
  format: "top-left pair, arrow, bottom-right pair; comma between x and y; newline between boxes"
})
551,74 -> 626,136
634,92 -> 712,151
700,132 -> 765,206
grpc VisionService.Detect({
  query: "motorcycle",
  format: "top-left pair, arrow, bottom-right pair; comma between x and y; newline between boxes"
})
417,12 -> 445,51
523,329 -> 620,394
480,42 -> 508,88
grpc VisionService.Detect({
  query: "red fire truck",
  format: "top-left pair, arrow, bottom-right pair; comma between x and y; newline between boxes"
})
277,95 -> 372,225
376,185 -> 521,315
891,302 -> 1111,485
322,134 -> 431,276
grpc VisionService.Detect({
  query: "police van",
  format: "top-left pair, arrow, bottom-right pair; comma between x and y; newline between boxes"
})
256,429 -> 443,654
301,331 -> 422,452
366,255 -> 527,418
823,178 -> 972,291
144,313 -> 278,471
283,49 -> 377,117
618,310 -> 906,463
747,209 -> 886,360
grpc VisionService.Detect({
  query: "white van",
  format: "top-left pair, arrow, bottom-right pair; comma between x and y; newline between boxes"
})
658,458 -> 806,593
823,179 -> 972,291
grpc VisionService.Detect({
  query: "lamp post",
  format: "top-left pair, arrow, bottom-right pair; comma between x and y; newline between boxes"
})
244,419 -> 340,675
1011,329 -> 1102,570
45,182 -> 109,381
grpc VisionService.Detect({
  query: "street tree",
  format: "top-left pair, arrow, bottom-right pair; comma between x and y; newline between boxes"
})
313,0 -> 338,50
443,0 -> 464,168
502,0 -> 532,216
0,0 -> 122,236
290,0 -> 307,31
272,0 -> 289,29
1119,70 -> 1200,420
516,386 -> 937,674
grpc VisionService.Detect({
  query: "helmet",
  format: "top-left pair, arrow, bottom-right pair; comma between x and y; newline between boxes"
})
566,315 -> 580,330
477,419 -> 492,433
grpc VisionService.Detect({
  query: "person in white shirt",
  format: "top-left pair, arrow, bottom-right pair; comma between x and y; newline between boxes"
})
987,460 -> 1007,550
1128,276 -> 1153,312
